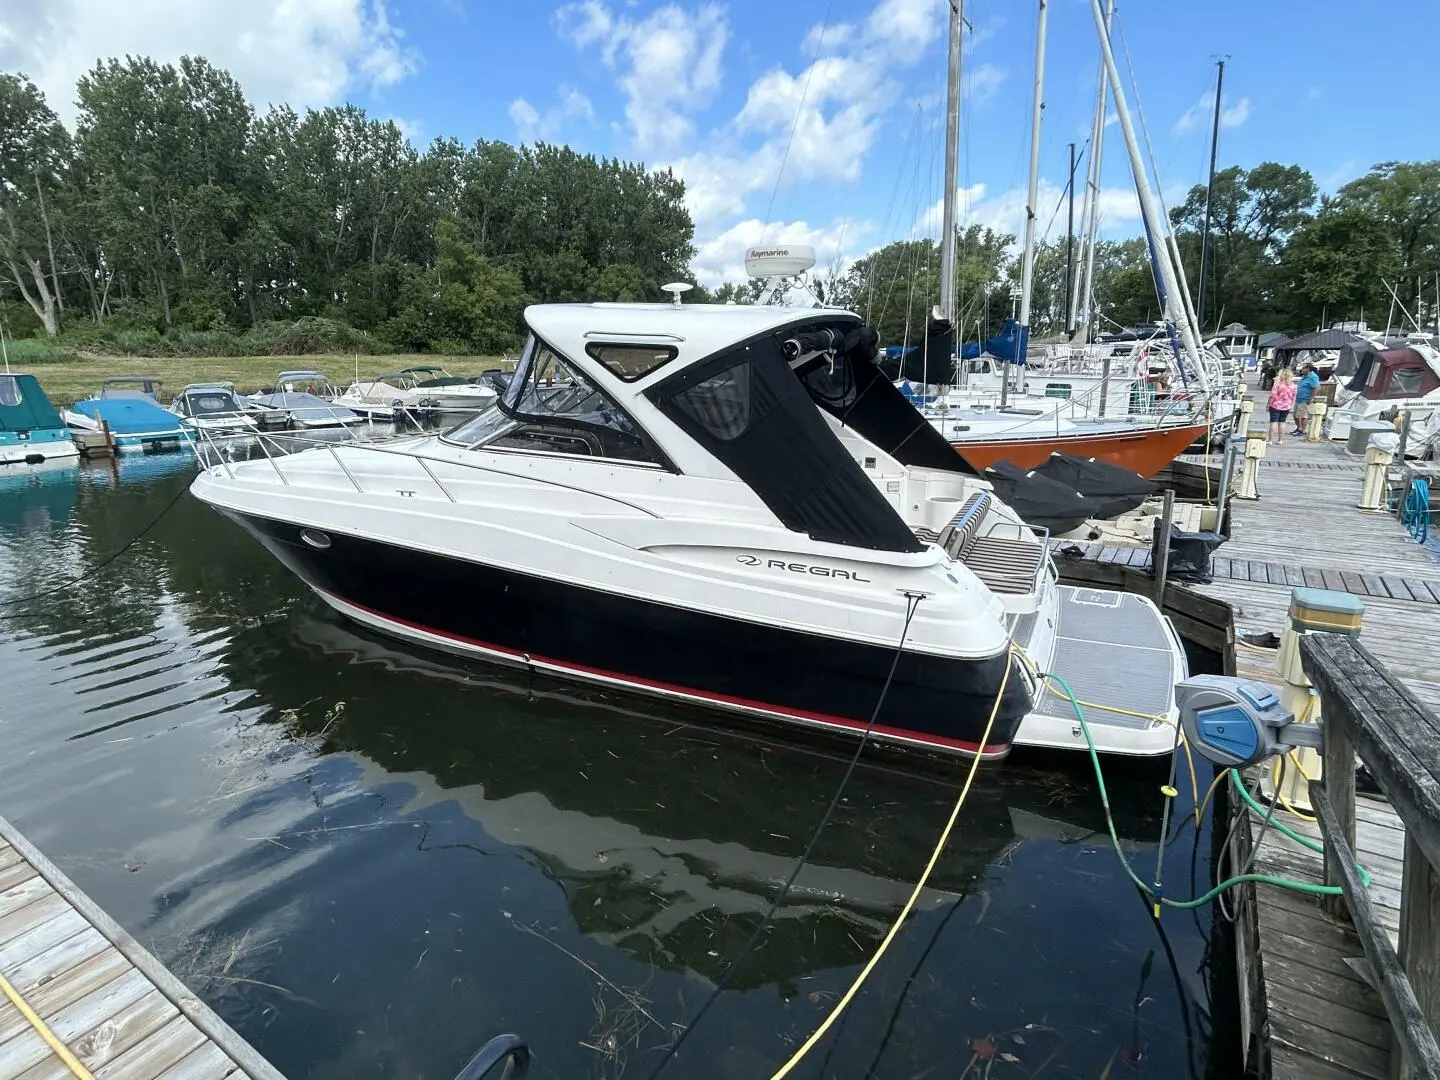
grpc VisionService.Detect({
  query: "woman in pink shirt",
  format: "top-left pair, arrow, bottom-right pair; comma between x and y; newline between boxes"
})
1267,368 -> 1297,444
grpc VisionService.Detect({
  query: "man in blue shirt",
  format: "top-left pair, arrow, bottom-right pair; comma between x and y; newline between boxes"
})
1293,362 -> 1321,434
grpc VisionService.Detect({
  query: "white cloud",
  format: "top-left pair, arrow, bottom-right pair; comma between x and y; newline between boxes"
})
1173,91 -> 1252,135
801,21 -> 855,55
1221,97 -> 1251,128
508,85 -> 595,143
0,0 -> 420,124
967,63 -> 1006,103
863,0 -> 942,64
556,1 -> 728,154
692,216 -> 869,287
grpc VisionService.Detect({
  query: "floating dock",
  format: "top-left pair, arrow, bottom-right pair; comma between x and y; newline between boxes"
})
0,815 -> 284,1080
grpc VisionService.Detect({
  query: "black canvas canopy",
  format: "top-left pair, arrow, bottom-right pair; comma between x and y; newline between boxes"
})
877,319 -> 955,384
647,323 -> 928,553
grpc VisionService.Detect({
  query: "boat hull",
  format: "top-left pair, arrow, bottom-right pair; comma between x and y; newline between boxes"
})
951,423 -> 1210,477
220,509 -> 1030,759
0,429 -> 79,465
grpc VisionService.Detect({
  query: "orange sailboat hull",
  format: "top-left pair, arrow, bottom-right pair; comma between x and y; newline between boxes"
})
952,423 -> 1209,478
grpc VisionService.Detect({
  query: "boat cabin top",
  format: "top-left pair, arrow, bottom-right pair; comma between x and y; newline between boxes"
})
99,376 -> 163,400
174,385 -> 247,417
442,301 -> 979,554
0,374 -> 66,433
1350,345 -> 1440,400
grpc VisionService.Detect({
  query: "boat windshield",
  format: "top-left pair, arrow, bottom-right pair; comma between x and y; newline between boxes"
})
447,336 -> 661,464
185,392 -> 242,415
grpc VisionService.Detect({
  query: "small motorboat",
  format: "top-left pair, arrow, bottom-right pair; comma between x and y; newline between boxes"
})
0,373 -> 80,465
249,372 -> 364,429
191,297 -> 1190,758
335,366 -> 498,417
64,376 -> 185,451
170,382 -> 257,434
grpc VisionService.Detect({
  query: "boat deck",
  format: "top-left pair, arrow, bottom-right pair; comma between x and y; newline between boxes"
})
0,815 -> 284,1080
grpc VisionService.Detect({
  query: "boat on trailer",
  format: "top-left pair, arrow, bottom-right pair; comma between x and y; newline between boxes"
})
191,298 -> 1187,758
0,374 -> 79,465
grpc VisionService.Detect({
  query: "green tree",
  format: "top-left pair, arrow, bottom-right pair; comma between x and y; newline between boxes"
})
0,74 -> 72,335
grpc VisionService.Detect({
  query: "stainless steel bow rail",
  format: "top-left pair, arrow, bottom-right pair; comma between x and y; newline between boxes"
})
186,420 -> 666,519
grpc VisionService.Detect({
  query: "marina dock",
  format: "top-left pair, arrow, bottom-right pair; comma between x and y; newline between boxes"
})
0,815 -> 284,1080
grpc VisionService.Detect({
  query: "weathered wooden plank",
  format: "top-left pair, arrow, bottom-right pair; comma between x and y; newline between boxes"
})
1283,563 -> 1307,587
1266,972 -> 1395,1049
1212,556 -> 1233,578
0,893 -> 69,949
1421,580 -> 1440,605
1270,1009 -> 1390,1079
0,969 -> 150,1077
0,845 -> 22,873
0,861 -> 39,895
1,926 -> 110,996
1360,572 -> 1389,598
1341,571 -> 1369,596
1272,1042 -> 1391,1080
1232,559 -> 1251,581
1382,576 -> 1419,602
0,908 -> 89,974
151,1041 -> 237,1080
1311,786 -> 1440,1080
1302,636 -> 1440,876
1250,560 -> 1271,583
0,946 -> 130,1044
74,987 -> 183,1073
1398,834 -> 1440,1080
1304,566 -> 1327,588
0,875 -> 54,920
93,1013 -> 209,1080
1321,568 -> 1348,592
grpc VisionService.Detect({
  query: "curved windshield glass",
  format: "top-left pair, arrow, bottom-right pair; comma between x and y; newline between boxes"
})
449,335 -> 662,464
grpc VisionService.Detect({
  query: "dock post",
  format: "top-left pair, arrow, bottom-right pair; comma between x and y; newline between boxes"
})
1215,433 -> 1245,536
1098,357 -> 1111,418
1306,399 -> 1328,442
1238,394 -> 1255,434
1271,588 -> 1366,815
1152,488 -> 1174,600
1360,442 -> 1395,512
1235,433 -> 1265,500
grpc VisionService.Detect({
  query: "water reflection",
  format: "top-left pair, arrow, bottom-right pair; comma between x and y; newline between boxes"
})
0,463 -> 1231,1080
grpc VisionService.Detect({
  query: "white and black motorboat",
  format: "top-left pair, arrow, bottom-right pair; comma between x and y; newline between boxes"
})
191,300 -> 1187,758
170,382 -> 258,434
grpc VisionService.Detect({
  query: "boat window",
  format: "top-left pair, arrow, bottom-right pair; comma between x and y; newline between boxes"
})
453,335 -> 664,465
585,343 -> 678,382
190,393 -> 237,415
966,359 -> 990,375
669,363 -> 751,440
0,377 -> 21,407
1044,383 -> 1072,399
1389,366 -> 1425,397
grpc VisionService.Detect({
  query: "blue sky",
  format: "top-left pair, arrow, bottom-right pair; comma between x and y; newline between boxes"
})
4,0 -> 1435,284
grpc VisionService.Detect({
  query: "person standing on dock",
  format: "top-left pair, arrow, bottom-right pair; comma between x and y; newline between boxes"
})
1292,363 -> 1320,435
1267,368 -> 1297,444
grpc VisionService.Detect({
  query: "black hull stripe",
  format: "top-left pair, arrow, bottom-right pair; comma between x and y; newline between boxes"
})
319,587 -> 1013,757
221,510 -> 1031,753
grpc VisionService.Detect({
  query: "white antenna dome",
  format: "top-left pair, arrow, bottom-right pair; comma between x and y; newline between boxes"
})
744,245 -> 815,279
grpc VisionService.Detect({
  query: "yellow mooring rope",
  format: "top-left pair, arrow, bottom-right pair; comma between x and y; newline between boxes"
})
0,969 -> 97,1079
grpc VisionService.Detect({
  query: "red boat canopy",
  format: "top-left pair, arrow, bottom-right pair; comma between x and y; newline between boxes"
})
1363,347 -> 1440,400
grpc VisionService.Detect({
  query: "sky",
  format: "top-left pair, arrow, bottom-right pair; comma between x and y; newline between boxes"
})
2,0 -> 1436,287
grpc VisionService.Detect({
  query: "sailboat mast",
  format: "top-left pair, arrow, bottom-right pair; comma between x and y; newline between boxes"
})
938,0 -> 964,326
1087,0 -> 1204,374
1196,58 -> 1225,331
1012,0 -> 1049,407
1075,0 -> 1113,343
1064,141 -> 1076,337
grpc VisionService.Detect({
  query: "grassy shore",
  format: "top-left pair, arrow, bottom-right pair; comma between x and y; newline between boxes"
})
9,354 -> 501,406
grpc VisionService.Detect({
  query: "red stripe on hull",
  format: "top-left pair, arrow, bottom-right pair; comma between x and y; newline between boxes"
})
316,587 -> 1009,759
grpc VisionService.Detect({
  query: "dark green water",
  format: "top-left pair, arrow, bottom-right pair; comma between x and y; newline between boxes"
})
0,452 -> 1235,1079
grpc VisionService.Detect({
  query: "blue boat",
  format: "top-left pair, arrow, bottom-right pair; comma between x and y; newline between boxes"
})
0,373 -> 79,465
65,376 -> 186,451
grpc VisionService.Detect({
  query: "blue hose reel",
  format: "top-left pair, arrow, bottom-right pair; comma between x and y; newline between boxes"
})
1175,675 -> 1321,768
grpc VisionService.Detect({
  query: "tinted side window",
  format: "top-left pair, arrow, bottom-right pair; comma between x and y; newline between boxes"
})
670,362 -> 751,440
0,377 -> 21,407
585,343 -> 678,382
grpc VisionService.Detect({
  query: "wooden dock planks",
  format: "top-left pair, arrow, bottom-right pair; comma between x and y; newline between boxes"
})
1201,384 -> 1440,1080
0,819 -> 285,1080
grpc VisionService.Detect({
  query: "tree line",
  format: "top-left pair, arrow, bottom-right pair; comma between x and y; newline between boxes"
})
4,53 -> 1437,355
836,159 -> 1440,345
0,57 -> 695,356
